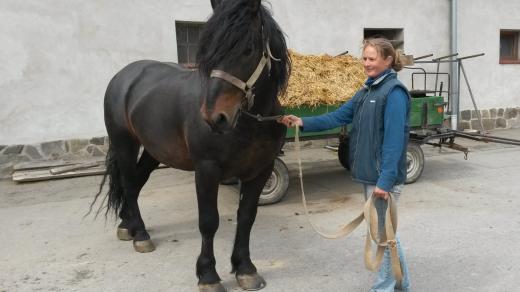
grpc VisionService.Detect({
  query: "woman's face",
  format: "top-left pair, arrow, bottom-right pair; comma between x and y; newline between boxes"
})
362,45 -> 393,78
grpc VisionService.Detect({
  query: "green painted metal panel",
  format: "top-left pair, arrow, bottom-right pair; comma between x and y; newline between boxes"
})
284,104 -> 342,138
427,96 -> 444,125
409,97 -> 425,128
409,95 -> 445,129
283,95 -> 446,139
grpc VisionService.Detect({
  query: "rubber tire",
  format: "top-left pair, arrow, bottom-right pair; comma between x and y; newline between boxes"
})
338,139 -> 350,170
405,143 -> 425,184
258,158 -> 289,205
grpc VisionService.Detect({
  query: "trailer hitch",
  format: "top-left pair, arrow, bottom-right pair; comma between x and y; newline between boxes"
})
446,142 -> 469,160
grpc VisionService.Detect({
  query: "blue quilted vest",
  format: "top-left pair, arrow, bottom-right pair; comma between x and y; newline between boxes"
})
348,71 -> 410,186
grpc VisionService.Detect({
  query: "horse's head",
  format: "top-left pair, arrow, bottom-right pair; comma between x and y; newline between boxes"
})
198,0 -> 290,133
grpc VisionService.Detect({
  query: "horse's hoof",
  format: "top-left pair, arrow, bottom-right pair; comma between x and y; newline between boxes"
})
117,228 -> 133,241
198,283 -> 227,292
236,273 -> 266,291
133,240 -> 155,253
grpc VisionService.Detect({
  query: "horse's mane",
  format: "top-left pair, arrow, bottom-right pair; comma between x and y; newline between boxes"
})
197,0 -> 291,95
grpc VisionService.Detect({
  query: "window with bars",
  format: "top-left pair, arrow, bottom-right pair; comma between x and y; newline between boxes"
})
176,22 -> 205,65
364,28 -> 404,51
500,30 -> 520,64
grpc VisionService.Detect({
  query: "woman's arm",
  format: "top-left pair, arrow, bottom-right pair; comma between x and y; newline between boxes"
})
376,87 -> 409,192
299,100 -> 355,132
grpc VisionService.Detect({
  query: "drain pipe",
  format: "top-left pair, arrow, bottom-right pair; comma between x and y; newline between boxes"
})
450,0 -> 459,130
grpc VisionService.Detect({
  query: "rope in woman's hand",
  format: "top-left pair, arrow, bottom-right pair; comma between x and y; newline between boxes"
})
292,124 -> 403,281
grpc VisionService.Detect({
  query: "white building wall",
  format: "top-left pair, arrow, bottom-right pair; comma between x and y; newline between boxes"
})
0,0 -> 519,145
0,0 -> 213,145
270,0 -> 450,57
457,0 -> 520,110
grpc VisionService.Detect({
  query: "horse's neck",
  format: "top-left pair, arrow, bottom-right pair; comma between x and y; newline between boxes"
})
250,86 -> 281,116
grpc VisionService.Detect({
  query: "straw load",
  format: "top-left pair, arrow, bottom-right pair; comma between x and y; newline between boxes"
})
280,50 -> 366,108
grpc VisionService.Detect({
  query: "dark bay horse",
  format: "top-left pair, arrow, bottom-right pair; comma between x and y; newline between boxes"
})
91,0 -> 290,291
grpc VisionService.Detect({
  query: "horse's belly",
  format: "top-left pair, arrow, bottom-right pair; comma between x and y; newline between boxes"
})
163,151 -> 194,171
144,139 -> 194,171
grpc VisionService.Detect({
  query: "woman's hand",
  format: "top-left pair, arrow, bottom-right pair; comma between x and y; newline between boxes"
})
278,115 -> 303,128
373,186 -> 389,200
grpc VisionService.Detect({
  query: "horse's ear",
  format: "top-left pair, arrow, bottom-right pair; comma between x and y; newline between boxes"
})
210,0 -> 223,10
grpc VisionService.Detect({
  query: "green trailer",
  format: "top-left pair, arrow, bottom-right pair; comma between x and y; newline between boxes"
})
258,97 -> 442,205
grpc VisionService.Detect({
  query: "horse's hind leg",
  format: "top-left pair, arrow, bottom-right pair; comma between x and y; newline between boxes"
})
119,149 -> 159,253
231,163 -> 272,291
107,136 -> 158,253
117,149 -> 159,241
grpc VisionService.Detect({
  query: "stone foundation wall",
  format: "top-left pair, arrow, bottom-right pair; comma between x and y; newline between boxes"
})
1,107 -> 520,179
0,137 -> 109,179
459,107 -> 520,131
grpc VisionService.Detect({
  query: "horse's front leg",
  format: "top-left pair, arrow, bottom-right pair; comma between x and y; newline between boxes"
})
195,161 -> 226,292
231,162 -> 273,291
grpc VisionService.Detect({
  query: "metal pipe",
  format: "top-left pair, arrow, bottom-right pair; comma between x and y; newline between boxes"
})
459,62 -> 486,132
432,53 -> 459,62
413,54 -> 434,61
450,0 -> 459,130
406,68 -> 427,90
434,61 -> 441,97
457,53 -> 485,60
335,50 -> 349,57
434,54 -> 457,96
418,130 -> 520,146
458,61 -> 462,128
451,130 -> 520,146
415,60 -> 460,64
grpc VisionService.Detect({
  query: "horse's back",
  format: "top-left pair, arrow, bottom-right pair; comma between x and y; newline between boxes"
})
105,60 -> 166,109
104,60 -> 202,170
104,60 -> 199,124
107,60 -> 195,97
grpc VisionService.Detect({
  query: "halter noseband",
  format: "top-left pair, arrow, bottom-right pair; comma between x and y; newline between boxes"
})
209,43 -> 279,110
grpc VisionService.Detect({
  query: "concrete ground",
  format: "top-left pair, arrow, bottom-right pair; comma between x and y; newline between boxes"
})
1,129 -> 520,292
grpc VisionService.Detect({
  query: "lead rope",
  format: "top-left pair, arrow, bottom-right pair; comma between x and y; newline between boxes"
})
293,125 -> 403,281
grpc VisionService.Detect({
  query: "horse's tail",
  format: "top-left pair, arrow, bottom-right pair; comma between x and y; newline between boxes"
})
87,143 -> 125,219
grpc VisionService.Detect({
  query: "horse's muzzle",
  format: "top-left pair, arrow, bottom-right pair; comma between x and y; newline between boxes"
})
210,112 -> 230,133
201,106 -> 236,134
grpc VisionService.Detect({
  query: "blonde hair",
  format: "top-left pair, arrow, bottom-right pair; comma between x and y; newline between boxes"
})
363,38 -> 404,72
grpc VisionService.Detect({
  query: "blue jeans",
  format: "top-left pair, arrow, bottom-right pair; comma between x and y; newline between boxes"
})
363,184 -> 411,292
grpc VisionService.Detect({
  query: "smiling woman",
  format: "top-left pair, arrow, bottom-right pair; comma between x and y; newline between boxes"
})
278,37 -> 412,291
362,38 -> 404,78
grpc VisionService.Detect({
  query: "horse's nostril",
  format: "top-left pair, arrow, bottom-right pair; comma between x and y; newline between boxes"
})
214,113 -> 228,127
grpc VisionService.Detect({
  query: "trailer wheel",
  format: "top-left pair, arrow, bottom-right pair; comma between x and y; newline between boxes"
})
406,143 -> 424,184
338,139 -> 350,170
258,157 -> 289,205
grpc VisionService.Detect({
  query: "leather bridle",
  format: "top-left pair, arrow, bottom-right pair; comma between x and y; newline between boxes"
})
209,42 -> 280,111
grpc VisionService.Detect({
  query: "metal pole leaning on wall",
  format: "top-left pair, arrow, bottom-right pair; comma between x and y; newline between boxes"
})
458,53 -> 486,133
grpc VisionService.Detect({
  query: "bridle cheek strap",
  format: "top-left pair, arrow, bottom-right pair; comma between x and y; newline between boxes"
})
210,50 -> 270,110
